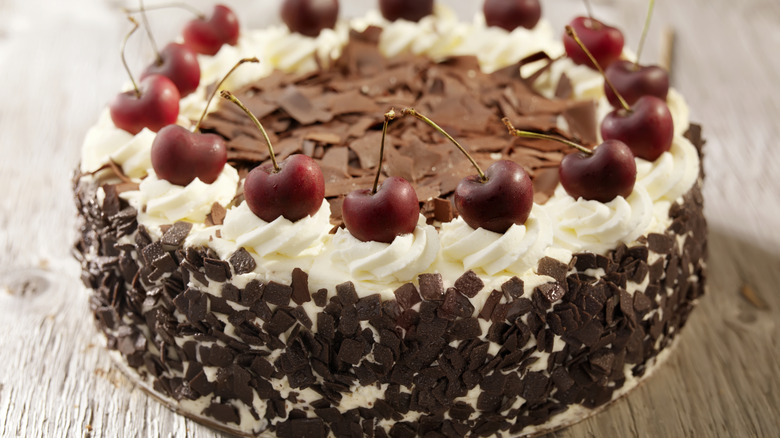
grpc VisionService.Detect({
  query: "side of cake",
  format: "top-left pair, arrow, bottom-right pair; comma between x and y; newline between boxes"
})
74,3 -> 706,437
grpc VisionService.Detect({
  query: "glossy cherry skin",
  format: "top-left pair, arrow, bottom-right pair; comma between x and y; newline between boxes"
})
483,0 -> 541,31
559,140 -> 636,203
109,74 -> 180,135
141,43 -> 201,97
601,95 -> 674,161
182,4 -> 240,55
379,0 -> 434,23
281,0 -> 339,37
151,125 -> 227,186
244,154 -> 326,222
342,176 -> 420,243
605,60 -> 669,107
454,160 -> 534,234
563,16 -> 624,69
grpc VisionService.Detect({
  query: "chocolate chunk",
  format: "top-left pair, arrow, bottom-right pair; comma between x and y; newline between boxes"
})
448,318 -> 482,341
266,309 -> 296,336
538,283 -> 565,303
479,290 -> 503,321
338,338 -> 365,365
290,306 -> 313,329
522,371 -> 549,404
276,417 -> 328,438
453,270 -> 484,298
338,305 -> 359,336
312,288 -> 328,307
574,253 -> 598,271
336,282 -> 359,306
440,288 -> 474,319
356,294 -> 381,320
203,402 -> 240,425
648,233 -> 674,254
394,283 -> 421,310
501,276 -> 525,299
290,268 -> 311,305
633,291 -> 653,313
204,258 -> 231,282
172,288 -> 207,323
418,273 -> 445,301
241,280 -> 264,306
537,257 -> 569,284
264,282 -> 292,306
142,241 -> 165,266
161,221 -> 192,250
205,202 -> 227,226
229,248 -> 256,274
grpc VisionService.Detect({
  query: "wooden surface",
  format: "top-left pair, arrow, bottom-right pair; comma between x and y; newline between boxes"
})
1,0 -> 779,436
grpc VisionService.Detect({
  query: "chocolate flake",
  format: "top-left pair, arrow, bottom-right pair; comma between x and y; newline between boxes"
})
454,270 -> 484,298
229,248 -> 256,274
418,273 -> 445,301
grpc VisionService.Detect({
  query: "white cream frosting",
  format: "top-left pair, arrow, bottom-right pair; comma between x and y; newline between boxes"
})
330,215 -> 439,283
635,134 -> 700,203
544,184 -> 654,254
439,206 -> 553,276
221,201 -> 332,258
121,165 -> 238,225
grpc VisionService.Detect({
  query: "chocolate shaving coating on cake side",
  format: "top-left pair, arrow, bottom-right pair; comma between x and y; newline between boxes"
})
73,125 -> 706,438
201,29 -> 598,225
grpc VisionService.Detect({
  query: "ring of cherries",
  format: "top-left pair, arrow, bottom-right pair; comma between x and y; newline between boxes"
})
108,0 -> 673,244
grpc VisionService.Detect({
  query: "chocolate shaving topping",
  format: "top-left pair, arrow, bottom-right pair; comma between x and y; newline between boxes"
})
201,31 -> 594,227
229,248 -> 256,275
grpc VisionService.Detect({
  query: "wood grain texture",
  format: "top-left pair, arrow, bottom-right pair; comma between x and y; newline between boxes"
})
1,0 -> 779,437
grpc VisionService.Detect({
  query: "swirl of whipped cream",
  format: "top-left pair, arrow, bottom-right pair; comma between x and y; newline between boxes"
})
221,201 -> 332,258
635,134 -> 700,203
439,207 -> 553,276
544,185 -> 653,254
458,17 -> 560,74
80,111 -> 155,179
331,215 -> 439,282
373,7 -> 469,61
124,165 -> 239,223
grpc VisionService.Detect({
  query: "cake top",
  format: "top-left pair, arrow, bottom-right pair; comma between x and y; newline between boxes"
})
79,1 -> 699,297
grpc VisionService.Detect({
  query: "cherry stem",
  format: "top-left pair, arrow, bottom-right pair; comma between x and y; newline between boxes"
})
138,0 -> 162,64
397,107 -> 486,181
372,111 -> 393,195
635,0 -> 655,67
502,118 -> 593,155
122,2 -> 205,19
221,90 -> 280,172
565,25 -> 632,112
583,0 -> 594,21
194,57 -> 259,133
120,16 -> 142,98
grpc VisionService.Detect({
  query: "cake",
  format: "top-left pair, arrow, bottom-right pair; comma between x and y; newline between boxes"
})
73,2 -> 706,437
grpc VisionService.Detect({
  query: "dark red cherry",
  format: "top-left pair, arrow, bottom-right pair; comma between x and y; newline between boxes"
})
182,4 -> 240,56
150,124 -> 227,186
379,0 -> 434,23
141,43 -> 200,97
604,60 -> 669,108
483,0 -> 541,31
342,176 -> 420,243
281,0 -> 339,37
244,154 -> 326,222
109,74 -> 180,135
559,139 -> 637,202
563,16 -> 624,69
601,95 -> 674,161
454,160 -> 534,233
